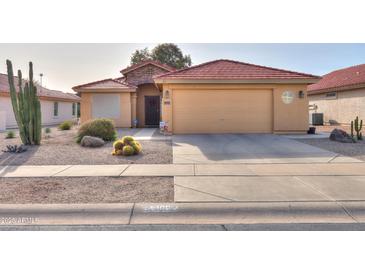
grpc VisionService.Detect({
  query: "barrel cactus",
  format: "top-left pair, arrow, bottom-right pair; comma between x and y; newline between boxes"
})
121,136 -> 135,145
130,140 -> 142,154
122,145 -> 135,156
6,60 -> 42,145
111,136 -> 142,156
113,140 -> 124,150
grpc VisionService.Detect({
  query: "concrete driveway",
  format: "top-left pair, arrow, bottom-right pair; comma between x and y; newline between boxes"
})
172,134 -> 360,164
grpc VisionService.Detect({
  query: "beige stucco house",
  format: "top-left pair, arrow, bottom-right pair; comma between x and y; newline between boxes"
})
308,64 -> 365,125
0,73 -> 80,130
74,59 -> 319,134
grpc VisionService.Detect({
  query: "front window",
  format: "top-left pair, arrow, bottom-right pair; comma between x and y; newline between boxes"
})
53,102 -> 59,117
72,103 -> 76,116
325,92 -> 337,99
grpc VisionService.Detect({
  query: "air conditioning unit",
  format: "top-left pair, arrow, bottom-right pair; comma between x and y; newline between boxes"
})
312,113 -> 324,126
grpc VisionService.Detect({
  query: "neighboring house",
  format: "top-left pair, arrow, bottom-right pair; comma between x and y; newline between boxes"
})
308,64 -> 365,125
0,73 -> 80,130
74,59 -> 319,134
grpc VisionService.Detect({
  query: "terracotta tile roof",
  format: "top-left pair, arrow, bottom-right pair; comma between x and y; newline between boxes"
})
0,73 -> 80,101
120,60 -> 176,74
72,78 -> 137,92
308,64 -> 365,94
154,59 -> 320,81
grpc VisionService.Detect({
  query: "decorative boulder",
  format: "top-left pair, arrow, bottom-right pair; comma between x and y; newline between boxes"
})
329,128 -> 354,143
80,135 -> 105,147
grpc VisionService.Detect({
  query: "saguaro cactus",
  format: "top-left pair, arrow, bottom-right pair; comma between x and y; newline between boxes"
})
6,60 -> 42,145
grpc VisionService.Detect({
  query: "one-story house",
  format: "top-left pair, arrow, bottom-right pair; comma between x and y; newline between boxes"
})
0,73 -> 80,130
74,59 -> 320,134
308,64 -> 365,125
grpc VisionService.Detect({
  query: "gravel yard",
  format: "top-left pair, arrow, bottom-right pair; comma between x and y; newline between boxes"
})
0,128 -> 172,165
296,138 -> 365,161
0,177 -> 173,203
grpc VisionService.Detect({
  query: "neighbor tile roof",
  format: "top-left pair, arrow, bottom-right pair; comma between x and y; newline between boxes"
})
154,59 -> 320,81
72,78 -> 137,91
308,64 -> 365,94
121,60 -> 176,74
0,73 -> 80,101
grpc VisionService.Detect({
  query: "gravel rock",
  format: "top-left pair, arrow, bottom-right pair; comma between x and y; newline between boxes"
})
80,136 -> 105,147
0,177 -> 173,203
329,128 -> 354,143
296,138 -> 365,161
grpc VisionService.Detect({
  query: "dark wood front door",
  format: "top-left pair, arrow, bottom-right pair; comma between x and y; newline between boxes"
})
145,96 -> 160,126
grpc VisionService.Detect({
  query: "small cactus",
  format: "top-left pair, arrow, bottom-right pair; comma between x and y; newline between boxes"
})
130,140 -> 142,154
113,140 -> 124,150
353,116 -> 363,140
121,136 -> 135,145
111,137 -> 142,157
122,145 -> 135,156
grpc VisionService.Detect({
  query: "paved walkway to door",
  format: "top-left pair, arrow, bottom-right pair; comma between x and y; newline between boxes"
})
117,128 -> 170,140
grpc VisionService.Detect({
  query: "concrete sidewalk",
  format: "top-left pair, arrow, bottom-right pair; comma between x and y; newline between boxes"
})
2,162 -> 365,177
0,201 -> 364,227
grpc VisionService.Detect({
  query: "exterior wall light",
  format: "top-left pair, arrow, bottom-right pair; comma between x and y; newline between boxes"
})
298,90 -> 305,98
164,90 -> 170,99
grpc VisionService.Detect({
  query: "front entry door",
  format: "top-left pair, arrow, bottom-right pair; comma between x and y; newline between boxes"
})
145,96 -> 160,126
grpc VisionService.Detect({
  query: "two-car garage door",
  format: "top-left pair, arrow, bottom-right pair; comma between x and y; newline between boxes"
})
172,89 -> 273,134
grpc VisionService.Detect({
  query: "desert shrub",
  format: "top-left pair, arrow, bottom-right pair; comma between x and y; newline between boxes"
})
45,127 -> 51,134
76,118 -> 117,143
5,131 -> 15,139
58,120 -> 72,130
122,145 -> 135,156
121,135 -> 135,145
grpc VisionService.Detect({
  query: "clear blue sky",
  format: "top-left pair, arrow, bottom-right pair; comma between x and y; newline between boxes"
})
0,43 -> 364,93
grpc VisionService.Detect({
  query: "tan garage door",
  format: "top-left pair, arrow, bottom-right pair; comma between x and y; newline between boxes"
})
172,89 -> 273,134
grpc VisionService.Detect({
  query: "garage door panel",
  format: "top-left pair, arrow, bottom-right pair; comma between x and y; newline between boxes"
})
173,90 -> 272,134
92,94 -> 120,119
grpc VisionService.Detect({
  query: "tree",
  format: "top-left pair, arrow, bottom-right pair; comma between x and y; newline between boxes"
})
130,44 -> 192,69
130,48 -> 151,65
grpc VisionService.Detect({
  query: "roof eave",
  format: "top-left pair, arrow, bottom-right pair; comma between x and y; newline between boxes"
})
308,82 -> 365,95
121,61 -> 175,74
154,78 -> 320,85
0,91 -> 80,102
74,87 -> 136,93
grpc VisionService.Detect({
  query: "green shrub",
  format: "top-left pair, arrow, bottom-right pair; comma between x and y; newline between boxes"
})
58,120 -> 72,130
45,127 -> 51,134
121,135 -> 135,145
76,118 -> 117,143
5,131 -> 15,139
122,145 -> 135,156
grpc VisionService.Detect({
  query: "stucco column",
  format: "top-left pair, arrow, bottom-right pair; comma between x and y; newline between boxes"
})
131,93 -> 138,128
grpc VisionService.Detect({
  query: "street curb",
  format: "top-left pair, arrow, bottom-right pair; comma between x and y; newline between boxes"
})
0,201 -> 364,227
